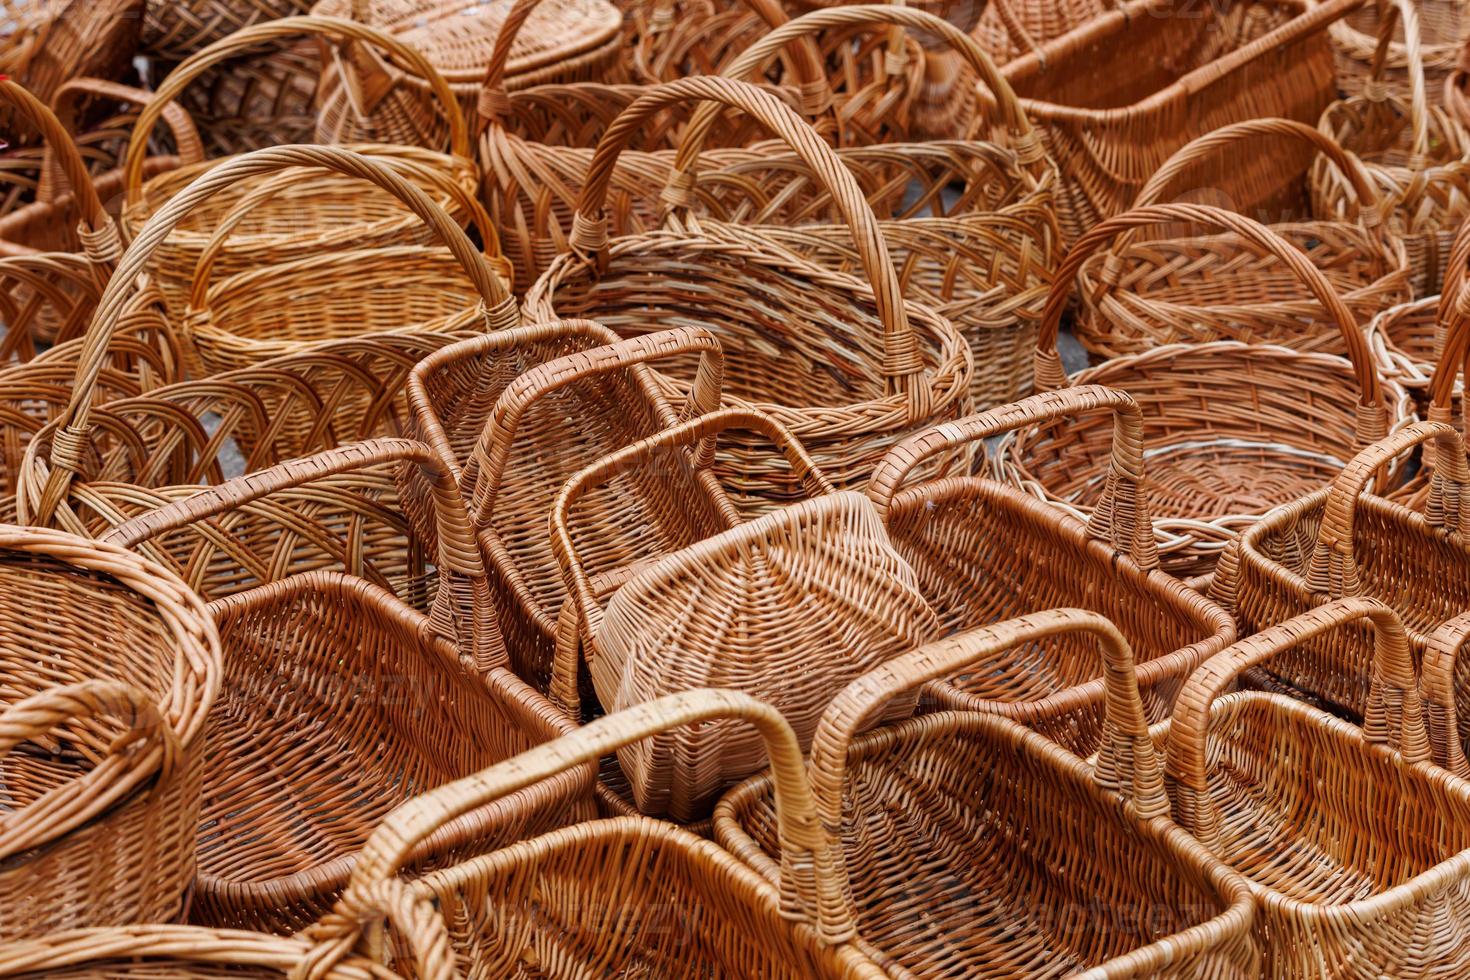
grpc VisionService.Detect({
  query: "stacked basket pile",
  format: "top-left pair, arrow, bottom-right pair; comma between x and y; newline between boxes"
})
12,0 -> 1470,976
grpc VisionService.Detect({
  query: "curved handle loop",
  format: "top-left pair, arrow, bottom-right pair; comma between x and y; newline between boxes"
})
809,610 -> 1170,852
1421,611 -> 1470,777
466,324 -> 726,532
36,143 -> 517,529
290,876 -> 455,980
1135,117 -> 1385,220
867,385 -> 1158,569
51,76 -> 207,172
0,679 -> 181,862
1364,0 -> 1430,166
122,15 -> 472,203
677,5 -> 1040,177
0,77 -> 110,245
339,689 -> 859,943
570,76 -> 925,404
184,156 -> 511,311
1307,420 -> 1470,597
1167,597 -> 1429,850
474,0 -> 825,127
98,437 -> 506,674
1034,203 -> 1386,436
551,407 -> 832,644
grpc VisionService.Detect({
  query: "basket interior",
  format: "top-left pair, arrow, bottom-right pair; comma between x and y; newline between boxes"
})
1195,692 -> 1470,902
884,479 -> 1227,753
724,712 -> 1243,976
1005,0 -> 1304,111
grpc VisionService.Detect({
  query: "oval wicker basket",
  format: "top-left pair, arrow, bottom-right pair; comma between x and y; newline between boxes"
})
716,609 -> 1260,978
1212,421 -> 1470,719
1158,598 -> 1470,977
1076,118 -> 1411,360
328,690 -> 890,977
170,143 -> 515,377
525,75 -> 972,496
0,526 -> 220,940
999,202 -> 1414,579
313,0 -> 625,151
867,385 -> 1236,756
1315,0 -> 1470,298
551,408 -> 938,821
118,15 -> 483,317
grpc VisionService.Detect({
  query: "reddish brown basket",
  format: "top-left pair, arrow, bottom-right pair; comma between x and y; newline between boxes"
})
716,609 -> 1259,978
409,322 -> 738,693
1336,0 -> 1469,107
0,0 -> 140,115
1076,118 -> 1411,360
0,526 -> 220,939
1315,0 -> 1470,298
971,0 -> 1116,65
551,408 -> 938,821
1001,0 -> 1352,245
1213,421 -> 1470,721
999,202 -> 1413,579
867,385 -> 1235,755
524,76 -> 972,496
117,15 -> 484,316
1159,598 -> 1470,977
322,690 -> 890,977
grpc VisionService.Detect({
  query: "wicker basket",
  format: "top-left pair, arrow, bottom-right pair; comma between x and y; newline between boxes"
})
1001,0 -> 1351,245
141,0 -> 314,60
551,408 -> 938,820
1212,420 -> 1470,721
322,690 -> 888,977
0,0 -> 140,114
0,78 -> 205,256
867,385 -> 1236,756
166,143 -> 515,377
999,202 -> 1414,579
118,15 -> 483,317
1335,0 -> 1469,107
313,0 -> 625,152
971,0 -> 1116,65
526,76 -> 972,496
0,924 -> 422,979
408,322 -> 739,693
1076,119 -> 1412,360
1315,0 -> 1470,298
1159,597 -> 1470,977
716,609 -> 1260,978
0,526 -> 219,939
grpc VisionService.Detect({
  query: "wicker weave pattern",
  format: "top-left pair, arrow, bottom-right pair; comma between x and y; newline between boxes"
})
1003,202 -> 1412,578
1334,0 -> 1469,107
1160,598 -> 1470,978
0,527 -> 220,939
329,690 -> 885,976
716,609 -> 1259,978
868,386 -> 1235,755
142,0 -> 315,61
552,408 -> 938,820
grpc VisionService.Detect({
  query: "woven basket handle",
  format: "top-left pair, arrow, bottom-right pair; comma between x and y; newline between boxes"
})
98,437 -> 507,674
51,76 -> 207,171
551,406 -> 832,643
867,385 -> 1158,570
1167,597 -> 1428,850
675,5 -> 1040,172
1306,420 -> 1470,598
185,158 -> 512,311
803,610 -> 1169,878
1420,611 -> 1470,778
1133,117 -> 1385,224
333,689 -> 855,945
465,324 -> 727,536
0,679 -> 181,863
0,77 -> 111,250
571,76 -> 927,407
1365,0 -> 1430,167
122,15 -> 472,201
34,143 -> 516,529
1034,203 -> 1387,442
